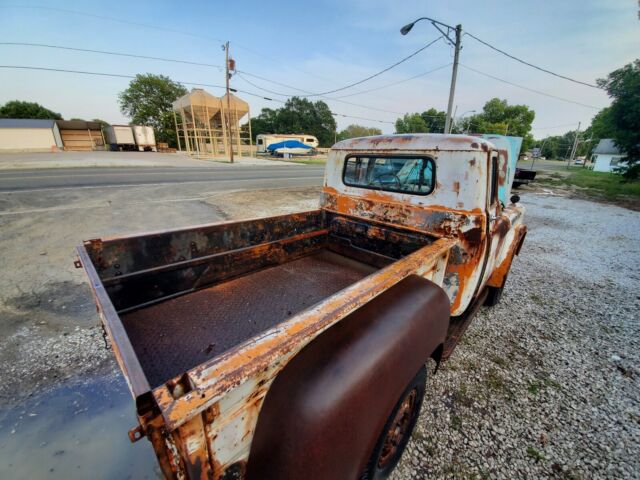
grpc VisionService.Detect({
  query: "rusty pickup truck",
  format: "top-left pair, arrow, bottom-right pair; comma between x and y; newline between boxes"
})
77,133 -> 527,480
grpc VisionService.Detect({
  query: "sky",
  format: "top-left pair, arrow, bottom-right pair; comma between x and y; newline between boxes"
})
0,0 -> 638,138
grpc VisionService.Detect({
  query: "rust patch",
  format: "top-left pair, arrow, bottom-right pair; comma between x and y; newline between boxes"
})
487,224 -> 526,288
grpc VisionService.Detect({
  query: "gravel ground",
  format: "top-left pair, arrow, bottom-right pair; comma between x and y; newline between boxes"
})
1,182 -> 638,478
392,193 -> 640,479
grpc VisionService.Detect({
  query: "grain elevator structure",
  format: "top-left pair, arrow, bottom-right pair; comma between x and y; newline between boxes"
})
172,88 -> 252,159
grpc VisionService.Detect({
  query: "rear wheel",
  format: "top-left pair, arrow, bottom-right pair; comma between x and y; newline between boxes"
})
360,366 -> 426,480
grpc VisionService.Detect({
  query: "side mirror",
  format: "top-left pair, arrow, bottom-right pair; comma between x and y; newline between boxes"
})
510,194 -> 520,204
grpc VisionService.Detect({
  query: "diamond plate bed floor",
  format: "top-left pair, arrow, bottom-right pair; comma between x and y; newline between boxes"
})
121,250 -> 377,388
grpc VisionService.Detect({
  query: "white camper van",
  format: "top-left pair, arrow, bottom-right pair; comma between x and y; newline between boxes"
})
256,134 -> 319,153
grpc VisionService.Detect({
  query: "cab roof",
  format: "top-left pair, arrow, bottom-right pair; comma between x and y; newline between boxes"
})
332,133 -> 495,152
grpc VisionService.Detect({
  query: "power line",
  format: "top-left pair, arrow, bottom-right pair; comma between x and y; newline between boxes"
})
236,72 -> 405,116
460,64 -> 602,109
270,36 -> 444,97
0,40 -> 412,116
334,63 -> 452,98
0,4 -> 342,86
1,5 -> 226,44
463,31 -> 602,89
0,39 -> 403,117
0,65 -> 395,125
236,72 -> 449,121
0,42 -> 223,70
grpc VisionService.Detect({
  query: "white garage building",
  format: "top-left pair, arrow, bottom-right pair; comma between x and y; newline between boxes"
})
0,119 -> 64,152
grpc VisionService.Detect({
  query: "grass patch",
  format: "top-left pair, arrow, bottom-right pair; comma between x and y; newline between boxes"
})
528,377 -> 562,395
485,368 -> 506,392
528,381 -> 542,395
526,446 -> 546,462
490,354 -> 507,367
452,383 -> 474,408
544,378 -> 562,390
530,293 -> 544,306
451,414 -> 463,430
537,168 -> 640,201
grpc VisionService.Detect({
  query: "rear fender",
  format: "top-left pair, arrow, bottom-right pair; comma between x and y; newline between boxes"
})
246,275 -> 450,480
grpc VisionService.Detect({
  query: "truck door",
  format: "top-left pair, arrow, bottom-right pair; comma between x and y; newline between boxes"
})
481,151 -> 509,288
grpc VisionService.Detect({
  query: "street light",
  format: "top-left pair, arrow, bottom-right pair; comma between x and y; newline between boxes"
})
400,17 -> 462,135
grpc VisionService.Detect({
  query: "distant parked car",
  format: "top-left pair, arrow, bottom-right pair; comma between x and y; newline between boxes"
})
574,157 -> 585,165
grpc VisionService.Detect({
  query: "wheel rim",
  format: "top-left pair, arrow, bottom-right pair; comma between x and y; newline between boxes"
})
377,388 -> 418,469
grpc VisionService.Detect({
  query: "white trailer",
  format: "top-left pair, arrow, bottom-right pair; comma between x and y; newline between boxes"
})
132,126 -> 157,152
256,134 -> 319,153
105,125 -> 136,151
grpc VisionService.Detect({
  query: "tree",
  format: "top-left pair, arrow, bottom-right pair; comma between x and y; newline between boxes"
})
597,60 -> 640,179
395,113 -> 429,133
420,108 -> 447,133
0,100 -> 62,119
118,74 -> 187,147
463,98 -> 535,152
250,97 -> 337,147
337,124 -> 382,141
92,118 -> 110,129
534,131 -> 582,160
251,108 -> 279,139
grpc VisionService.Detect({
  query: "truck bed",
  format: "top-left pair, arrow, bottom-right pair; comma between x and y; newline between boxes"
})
122,250 -> 375,388
80,210 -> 436,392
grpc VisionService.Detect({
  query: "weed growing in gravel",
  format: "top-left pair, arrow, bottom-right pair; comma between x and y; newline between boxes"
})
530,293 -> 545,305
411,428 -> 426,442
528,377 -> 563,395
544,378 -> 562,390
485,368 -> 506,392
452,383 -> 474,408
490,354 -> 507,367
526,446 -> 546,462
451,414 -> 462,430
528,381 -> 542,395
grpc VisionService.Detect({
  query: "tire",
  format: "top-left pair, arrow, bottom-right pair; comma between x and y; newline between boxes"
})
360,366 -> 427,480
512,181 -> 523,189
484,286 -> 503,307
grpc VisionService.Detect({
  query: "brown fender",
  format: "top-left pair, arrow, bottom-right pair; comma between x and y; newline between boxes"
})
246,275 -> 450,480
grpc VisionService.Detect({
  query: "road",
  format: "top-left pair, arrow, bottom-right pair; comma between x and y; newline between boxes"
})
0,165 -> 325,192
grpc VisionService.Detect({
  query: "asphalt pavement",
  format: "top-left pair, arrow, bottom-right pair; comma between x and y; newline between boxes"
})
0,165 -> 325,192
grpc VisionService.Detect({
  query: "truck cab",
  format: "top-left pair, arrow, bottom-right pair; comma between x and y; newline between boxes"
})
323,134 -> 526,324
78,134 -> 526,480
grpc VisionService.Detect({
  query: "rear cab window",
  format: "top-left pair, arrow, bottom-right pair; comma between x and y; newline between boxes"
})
343,155 -> 435,195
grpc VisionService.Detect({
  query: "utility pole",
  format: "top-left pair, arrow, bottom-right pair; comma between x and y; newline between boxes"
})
445,25 -> 462,134
400,17 -> 462,135
224,41 -> 234,163
567,121 -> 581,169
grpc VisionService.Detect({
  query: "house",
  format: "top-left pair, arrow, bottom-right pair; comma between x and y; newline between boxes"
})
591,139 -> 626,173
0,118 -> 64,152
